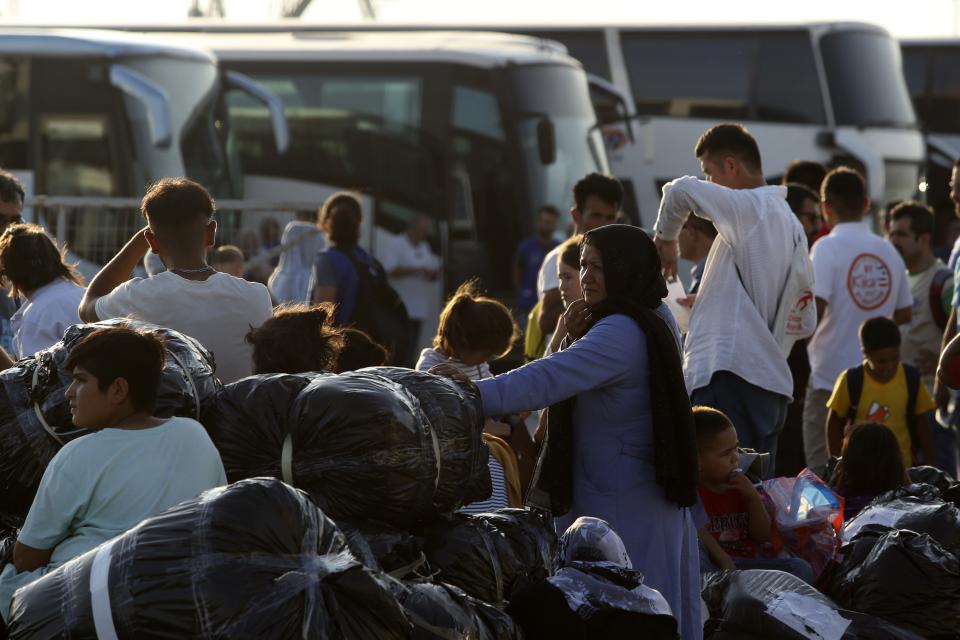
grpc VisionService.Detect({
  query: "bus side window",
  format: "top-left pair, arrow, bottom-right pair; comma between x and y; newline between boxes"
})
619,32 -> 753,120
0,58 -> 29,171
754,34 -> 825,124
39,116 -> 116,197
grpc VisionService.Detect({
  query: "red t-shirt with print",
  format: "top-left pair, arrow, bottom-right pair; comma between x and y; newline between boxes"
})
698,485 -> 756,558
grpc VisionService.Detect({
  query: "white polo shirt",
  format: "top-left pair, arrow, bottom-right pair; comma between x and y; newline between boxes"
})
654,176 -> 803,398
808,221 -> 913,391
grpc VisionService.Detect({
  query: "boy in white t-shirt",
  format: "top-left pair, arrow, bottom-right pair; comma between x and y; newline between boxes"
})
78,178 -> 273,383
0,326 -> 225,622
803,168 -> 913,476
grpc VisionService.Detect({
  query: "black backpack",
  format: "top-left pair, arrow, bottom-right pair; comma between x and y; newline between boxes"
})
337,247 -> 411,364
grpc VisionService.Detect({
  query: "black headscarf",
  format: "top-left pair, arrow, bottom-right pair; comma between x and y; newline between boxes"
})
527,225 -> 699,511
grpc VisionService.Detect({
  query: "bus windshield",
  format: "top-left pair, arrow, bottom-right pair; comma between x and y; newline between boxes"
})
508,64 -> 608,218
821,31 -> 917,128
117,55 -> 233,197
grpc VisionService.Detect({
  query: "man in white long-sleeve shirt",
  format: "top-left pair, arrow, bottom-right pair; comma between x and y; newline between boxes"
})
654,124 -> 806,472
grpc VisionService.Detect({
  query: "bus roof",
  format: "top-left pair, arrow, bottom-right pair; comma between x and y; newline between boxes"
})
41,20 -> 892,38
148,30 -> 577,69
900,38 -> 960,47
0,28 -> 214,63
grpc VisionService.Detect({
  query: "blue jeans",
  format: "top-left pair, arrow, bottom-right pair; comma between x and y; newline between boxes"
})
700,550 -> 814,584
691,371 -> 790,477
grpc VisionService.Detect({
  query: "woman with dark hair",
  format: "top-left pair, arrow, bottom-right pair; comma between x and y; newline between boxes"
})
433,225 -> 701,638
308,192 -> 409,361
0,224 -> 85,358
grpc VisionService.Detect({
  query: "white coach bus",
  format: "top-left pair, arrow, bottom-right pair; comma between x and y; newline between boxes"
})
154,30 -> 610,301
0,29 -> 287,267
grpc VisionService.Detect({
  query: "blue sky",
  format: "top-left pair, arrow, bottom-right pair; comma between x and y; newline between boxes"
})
6,0 -> 960,38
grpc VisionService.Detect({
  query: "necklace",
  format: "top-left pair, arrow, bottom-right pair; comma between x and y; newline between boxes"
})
171,265 -> 215,274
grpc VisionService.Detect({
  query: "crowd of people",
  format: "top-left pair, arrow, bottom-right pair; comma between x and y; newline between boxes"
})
1,120 -> 960,638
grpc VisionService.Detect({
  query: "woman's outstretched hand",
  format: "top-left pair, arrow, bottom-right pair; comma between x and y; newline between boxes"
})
428,364 -> 471,385
562,299 -> 593,340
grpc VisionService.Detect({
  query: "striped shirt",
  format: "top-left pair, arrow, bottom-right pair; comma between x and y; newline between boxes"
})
459,456 -> 509,514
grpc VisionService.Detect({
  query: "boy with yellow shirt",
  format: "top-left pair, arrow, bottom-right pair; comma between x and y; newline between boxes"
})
827,316 -> 935,466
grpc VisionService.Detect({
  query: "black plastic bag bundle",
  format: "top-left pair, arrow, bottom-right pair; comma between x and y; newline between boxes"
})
202,370 -> 489,528
422,508 -> 557,603
344,527 -> 426,578
829,529 -> 960,638
843,484 -> 960,550
0,319 -> 220,517
509,562 -> 679,640
389,579 -> 521,640
702,569 -> 924,639
371,368 -> 487,511
7,478 -> 411,639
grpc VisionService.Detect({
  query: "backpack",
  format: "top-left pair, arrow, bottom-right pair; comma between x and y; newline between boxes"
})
771,230 -> 817,357
845,363 -> 922,449
929,266 -> 952,332
338,247 -> 411,364
734,227 -> 816,357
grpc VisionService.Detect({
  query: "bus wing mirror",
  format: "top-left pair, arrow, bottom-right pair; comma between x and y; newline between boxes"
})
224,71 -> 290,155
110,65 -> 173,149
537,116 -> 556,165
587,74 -> 635,144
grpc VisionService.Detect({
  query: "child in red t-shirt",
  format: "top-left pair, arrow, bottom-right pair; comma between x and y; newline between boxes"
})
694,406 -> 813,581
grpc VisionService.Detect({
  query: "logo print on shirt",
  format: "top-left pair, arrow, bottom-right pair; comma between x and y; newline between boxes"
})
847,253 -> 893,311
866,400 -> 890,423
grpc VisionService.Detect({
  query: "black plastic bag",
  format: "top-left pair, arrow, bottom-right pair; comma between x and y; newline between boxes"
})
829,529 -> 960,638
909,465 -> 960,506
422,508 -> 556,603
343,527 -> 426,578
8,478 -> 411,639
389,579 -> 521,640
843,485 -> 960,550
201,370 -> 489,528
702,569 -> 924,639
0,319 -> 220,517
509,516 -> 678,640
370,367 -> 487,512
509,562 -> 678,640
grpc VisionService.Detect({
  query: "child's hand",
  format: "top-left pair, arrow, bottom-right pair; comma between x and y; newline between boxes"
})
729,471 -> 760,500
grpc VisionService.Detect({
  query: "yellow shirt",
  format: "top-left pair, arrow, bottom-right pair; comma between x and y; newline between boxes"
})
827,363 -> 935,464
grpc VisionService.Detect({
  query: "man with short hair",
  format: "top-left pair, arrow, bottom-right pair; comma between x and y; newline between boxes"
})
785,183 -> 822,248
803,168 -> 913,475
654,123 -> 807,472
888,201 -> 953,388
78,178 -> 273,383
515,205 -> 559,318
536,174 -> 621,335
782,160 -> 827,194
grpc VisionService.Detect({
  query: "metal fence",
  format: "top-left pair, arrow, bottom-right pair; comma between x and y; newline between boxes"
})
24,196 -> 321,270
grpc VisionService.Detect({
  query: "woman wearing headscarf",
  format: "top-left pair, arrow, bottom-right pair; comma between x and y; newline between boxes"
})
436,225 -> 701,638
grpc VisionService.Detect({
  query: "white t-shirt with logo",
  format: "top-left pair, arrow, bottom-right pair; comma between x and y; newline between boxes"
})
808,222 -> 913,391
95,271 -> 273,384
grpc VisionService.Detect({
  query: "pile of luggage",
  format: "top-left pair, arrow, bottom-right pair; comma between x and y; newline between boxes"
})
4,366 -> 679,639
